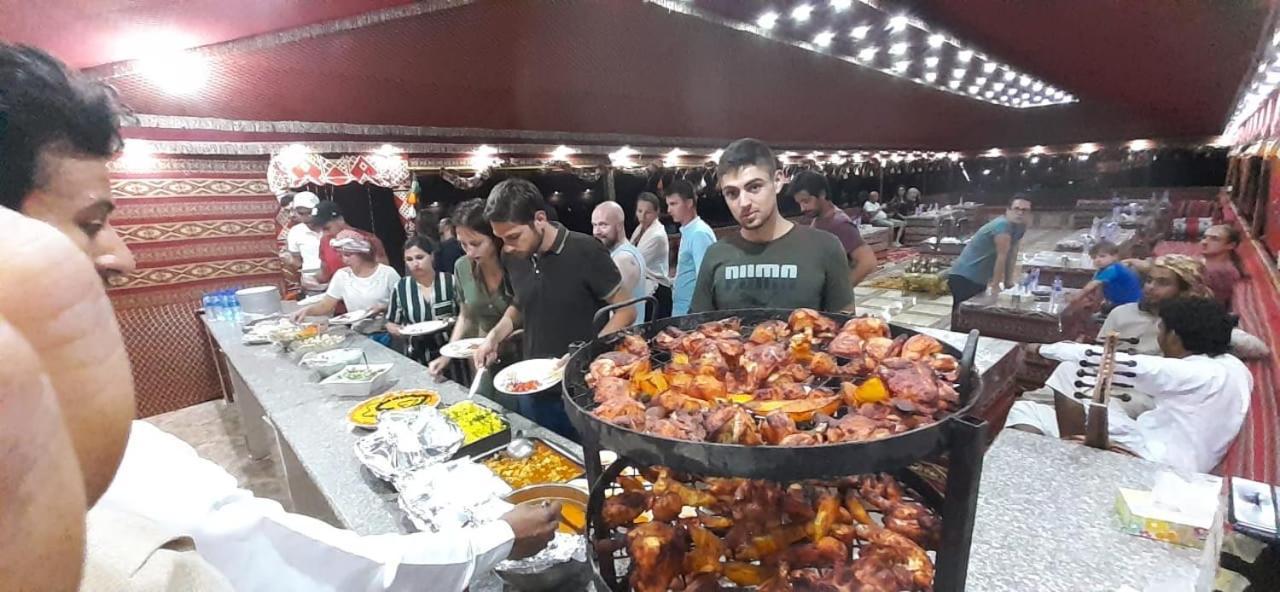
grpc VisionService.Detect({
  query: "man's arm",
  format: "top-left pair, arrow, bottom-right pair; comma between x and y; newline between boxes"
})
822,238 -> 856,313
600,284 -> 637,335
99,422 -> 523,592
990,232 -> 1013,289
849,244 -> 877,286
1038,342 -> 1218,397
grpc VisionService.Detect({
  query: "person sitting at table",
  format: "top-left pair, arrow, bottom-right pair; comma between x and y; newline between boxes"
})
386,236 -> 456,363
0,43 -> 562,592
1069,240 -> 1142,309
1009,297 -> 1252,474
1044,254 -> 1267,418
291,230 -> 401,343
946,195 -> 1031,317
1200,224 -> 1246,308
475,178 -> 633,439
428,199 -> 515,379
691,138 -> 854,314
886,184 -> 910,219
791,170 -> 878,287
863,189 -> 905,246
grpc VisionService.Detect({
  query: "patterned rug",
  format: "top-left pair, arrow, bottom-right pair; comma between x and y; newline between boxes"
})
1156,239 -> 1278,483
880,247 -> 920,264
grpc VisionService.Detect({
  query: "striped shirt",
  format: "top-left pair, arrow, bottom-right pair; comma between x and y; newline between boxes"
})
388,273 -> 456,325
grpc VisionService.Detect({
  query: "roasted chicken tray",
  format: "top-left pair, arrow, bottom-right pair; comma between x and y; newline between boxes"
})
584,309 -> 960,448
594,465 -> 941,592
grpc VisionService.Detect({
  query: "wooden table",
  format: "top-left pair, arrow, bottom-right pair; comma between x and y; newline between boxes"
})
1020,251 -> 1096,289
952,289 -> 1092,344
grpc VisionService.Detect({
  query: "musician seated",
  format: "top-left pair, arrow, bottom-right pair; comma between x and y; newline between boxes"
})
1008,296 -> 1252,473
1044,254 -> 1267,419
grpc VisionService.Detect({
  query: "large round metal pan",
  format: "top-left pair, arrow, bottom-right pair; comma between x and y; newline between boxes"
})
563,308 -> 979,481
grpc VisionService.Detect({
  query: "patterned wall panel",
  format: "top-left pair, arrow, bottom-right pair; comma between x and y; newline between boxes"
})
107,162 -> 284,417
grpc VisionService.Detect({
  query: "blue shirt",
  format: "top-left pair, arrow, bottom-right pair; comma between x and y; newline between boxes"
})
949,216 -> 1025,285
1094,262 -> 1143,305
674,217 -> 717,316
611,241 -> 648,325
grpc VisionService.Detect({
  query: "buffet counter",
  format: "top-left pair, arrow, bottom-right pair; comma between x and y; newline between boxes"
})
200,316 -> 581,534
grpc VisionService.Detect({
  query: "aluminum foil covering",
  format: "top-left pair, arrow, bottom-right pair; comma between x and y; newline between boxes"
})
397,459 -> 513,533
494,531 -> 587,574
353,408 -> 463,485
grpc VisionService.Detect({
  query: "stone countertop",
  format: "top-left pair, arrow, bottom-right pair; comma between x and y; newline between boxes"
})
201,317 -> 582,536
967,430 -> 1218,591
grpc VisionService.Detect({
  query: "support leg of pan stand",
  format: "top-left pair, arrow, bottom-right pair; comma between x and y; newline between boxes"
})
934,415 -> 988,592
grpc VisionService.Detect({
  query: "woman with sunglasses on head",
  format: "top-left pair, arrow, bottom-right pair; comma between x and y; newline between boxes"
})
427,199 -> 513,378
291,230 -> 400,343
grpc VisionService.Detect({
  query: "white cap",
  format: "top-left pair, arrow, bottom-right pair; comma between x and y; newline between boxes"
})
292,191 -> 320,210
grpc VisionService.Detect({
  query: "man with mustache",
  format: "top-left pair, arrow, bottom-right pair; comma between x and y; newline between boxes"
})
691,138 -> 855,313
0,42 -> 558,591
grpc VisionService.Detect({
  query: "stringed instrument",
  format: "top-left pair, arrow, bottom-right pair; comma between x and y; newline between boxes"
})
1053,331 -> 1138,450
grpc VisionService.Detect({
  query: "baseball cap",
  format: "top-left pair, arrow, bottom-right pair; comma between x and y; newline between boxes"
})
312,200 -> 344,225
293,191 -> 320,210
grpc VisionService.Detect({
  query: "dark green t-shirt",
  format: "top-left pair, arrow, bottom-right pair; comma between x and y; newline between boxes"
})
690,224 -> 854,313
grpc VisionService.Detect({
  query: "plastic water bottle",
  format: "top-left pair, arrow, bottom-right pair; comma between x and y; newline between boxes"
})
1052,275 -> 1063,304
226,290 -> 242,322
1030,267 -> 1041,290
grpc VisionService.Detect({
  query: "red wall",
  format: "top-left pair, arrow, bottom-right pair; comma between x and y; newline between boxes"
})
108,158 -> 284,416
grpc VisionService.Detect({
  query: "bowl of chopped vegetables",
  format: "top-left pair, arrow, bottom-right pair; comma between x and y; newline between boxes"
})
320,363 -> 394,397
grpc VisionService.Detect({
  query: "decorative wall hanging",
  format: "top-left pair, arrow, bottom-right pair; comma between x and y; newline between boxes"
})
267,150 -> 415,225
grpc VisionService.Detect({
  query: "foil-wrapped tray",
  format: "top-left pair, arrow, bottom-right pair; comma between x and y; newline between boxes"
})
353,408 -> 463,485
396,459 -> 513,533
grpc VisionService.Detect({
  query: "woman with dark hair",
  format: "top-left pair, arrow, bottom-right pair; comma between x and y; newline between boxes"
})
427,199 -> 512,377
386,236 -> 456,362
1200,224 -> 1245,308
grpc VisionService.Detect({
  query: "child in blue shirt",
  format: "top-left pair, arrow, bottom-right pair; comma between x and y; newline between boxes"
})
1074,241 -> 1143,307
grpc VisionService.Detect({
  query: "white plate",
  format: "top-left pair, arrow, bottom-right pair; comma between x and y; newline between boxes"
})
331,309 -> 372,325
400,319 -> 451,336
440,337 -> 486,359
493,358 -> 564,396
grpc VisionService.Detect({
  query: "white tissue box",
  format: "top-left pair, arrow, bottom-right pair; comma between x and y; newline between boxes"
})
1115,473 -> 1223,549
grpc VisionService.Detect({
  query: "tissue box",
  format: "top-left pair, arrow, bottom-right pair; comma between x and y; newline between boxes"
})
1115,473 -> 1222,549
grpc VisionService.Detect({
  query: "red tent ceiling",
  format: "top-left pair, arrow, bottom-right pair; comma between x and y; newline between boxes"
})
1,0 -> 1267,149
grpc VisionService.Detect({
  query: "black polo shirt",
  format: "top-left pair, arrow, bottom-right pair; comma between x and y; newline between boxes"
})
503,223 -> 622,359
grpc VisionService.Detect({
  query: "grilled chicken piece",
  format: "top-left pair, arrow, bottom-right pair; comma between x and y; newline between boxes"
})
785,536 -> 848,569
901,334 -> 943,361
682,523 -> 726,576
588,351 -> 648,386
618,333 -> 651,357
644,412 -> 709,441
817,411 -> 893,443
593,397 -> 647,428
741,342 -> 788,389
788,307 -> 837,336
778,432 -> 822,446
627,522 -> 686,592
698,317 -> 743,340
757,561 -> 796,592
863,337 -> 895,362
654,326 -> 687,350
828,330 -> 864,358
929,353 -> 958,374
682,573 -> 724,592
760,410 -> 799,445
732,523 -> 808,561
689,374 -> 727,402
651,490 -> 684,522
855,524 -> 935,591
842,316 -> 891,340
593,375 -> 633,403
750,319 -> 791,344
809,352 -> 839,377
877,358 -> 946,414
708,406 -> 763,446
603,491 -> 652,528
857,474 -> 906,512
653,391 -> 712,414
886,501 -> 943,550
808,490 -> 841,541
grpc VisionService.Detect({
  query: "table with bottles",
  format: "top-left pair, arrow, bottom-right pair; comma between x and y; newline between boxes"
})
1019,250 -> 1097,289
951,282 -> 1092,344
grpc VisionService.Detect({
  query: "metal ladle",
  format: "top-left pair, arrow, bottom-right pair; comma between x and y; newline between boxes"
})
506,429 -> 535,460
